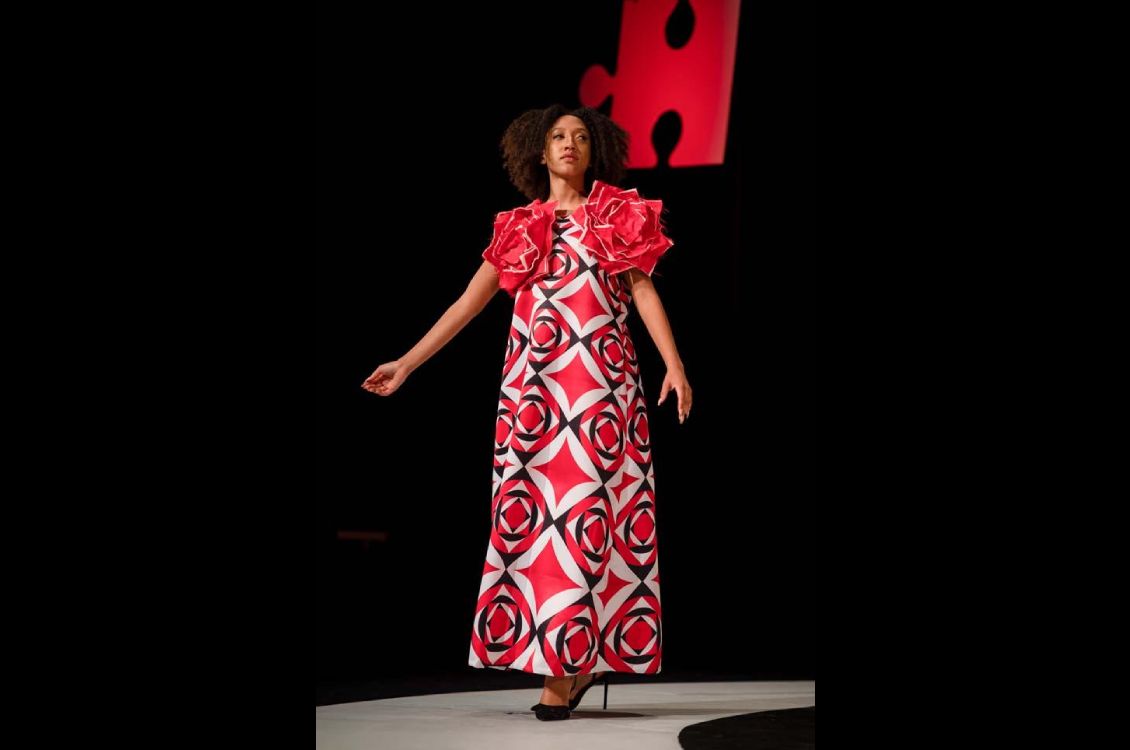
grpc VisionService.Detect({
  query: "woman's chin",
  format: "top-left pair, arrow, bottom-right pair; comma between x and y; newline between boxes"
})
550,165 -> 585,179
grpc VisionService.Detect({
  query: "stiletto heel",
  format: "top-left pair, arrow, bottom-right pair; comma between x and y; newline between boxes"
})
568,671 -> 610,710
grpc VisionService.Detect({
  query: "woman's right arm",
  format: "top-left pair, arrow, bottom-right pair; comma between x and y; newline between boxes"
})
361,260 -> 500,396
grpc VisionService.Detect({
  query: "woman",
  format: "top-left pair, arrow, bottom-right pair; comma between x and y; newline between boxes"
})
362,104 -> 692,720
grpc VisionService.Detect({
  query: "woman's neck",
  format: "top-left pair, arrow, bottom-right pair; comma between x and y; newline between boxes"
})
547,177 -> 587,211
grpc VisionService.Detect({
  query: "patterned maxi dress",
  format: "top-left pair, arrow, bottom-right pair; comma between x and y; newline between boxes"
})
468,181 -> 673,677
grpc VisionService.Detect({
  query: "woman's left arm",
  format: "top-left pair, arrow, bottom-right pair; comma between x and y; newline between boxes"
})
622,269 -> 693,424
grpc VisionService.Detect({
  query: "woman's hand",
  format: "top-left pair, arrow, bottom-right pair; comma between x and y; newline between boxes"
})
362,360 -> 411,396
656,368 -> 693,424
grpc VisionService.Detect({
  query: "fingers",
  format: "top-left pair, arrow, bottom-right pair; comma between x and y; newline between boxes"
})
361,372 -> 404,396
677,385 -> 692,424
656,379 -> 693,424
361,376 -> 386,394
363,366 -> 394,388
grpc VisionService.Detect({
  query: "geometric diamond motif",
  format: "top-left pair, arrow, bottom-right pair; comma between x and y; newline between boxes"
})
470,212 -> 667,677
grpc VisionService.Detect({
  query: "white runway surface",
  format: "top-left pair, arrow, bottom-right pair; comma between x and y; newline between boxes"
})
317,680 -> 816,750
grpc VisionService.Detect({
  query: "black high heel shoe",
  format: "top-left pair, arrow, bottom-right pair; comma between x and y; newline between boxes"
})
568,671 -> 609,710
530,675 -> 575,714
531,702 -> 571,721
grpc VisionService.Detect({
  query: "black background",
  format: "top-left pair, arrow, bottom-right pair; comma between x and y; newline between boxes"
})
318,2 -> 832,686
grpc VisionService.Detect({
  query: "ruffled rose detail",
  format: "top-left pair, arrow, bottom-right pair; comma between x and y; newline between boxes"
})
575,180 -> 673,276
481,201 -> 557,296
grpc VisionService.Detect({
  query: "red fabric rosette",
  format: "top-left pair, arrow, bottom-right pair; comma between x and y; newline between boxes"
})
574,180 -> 673,276
481,200 -> 558,297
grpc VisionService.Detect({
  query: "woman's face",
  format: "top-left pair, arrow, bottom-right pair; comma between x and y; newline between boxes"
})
542,115 -> 591,180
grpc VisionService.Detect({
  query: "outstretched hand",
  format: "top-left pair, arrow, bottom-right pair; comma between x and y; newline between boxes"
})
362,360 -> 410,396
656,368 -> 693,424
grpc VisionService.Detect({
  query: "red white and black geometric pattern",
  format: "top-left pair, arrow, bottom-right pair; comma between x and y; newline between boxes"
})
469,200 -> 669,677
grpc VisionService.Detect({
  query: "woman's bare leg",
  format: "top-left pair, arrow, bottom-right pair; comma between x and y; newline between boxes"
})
539,675 -> 574,706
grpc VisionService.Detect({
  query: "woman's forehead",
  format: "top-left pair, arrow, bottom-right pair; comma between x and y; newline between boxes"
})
549,115 -> 587,132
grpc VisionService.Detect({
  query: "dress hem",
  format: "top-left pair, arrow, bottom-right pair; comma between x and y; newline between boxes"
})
468,661 -> 661,677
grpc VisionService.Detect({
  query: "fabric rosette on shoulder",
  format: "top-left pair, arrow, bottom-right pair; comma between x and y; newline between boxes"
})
575,180 -> 673,276
480,200 -> 558,296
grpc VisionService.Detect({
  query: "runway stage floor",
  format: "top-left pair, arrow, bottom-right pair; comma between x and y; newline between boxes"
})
317,679 -> 815,749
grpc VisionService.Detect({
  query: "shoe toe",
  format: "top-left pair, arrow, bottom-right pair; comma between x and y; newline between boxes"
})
533,704 -> 571,721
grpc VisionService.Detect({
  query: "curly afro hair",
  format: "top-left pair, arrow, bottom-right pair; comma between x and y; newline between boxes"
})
500,104 -> 629,202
